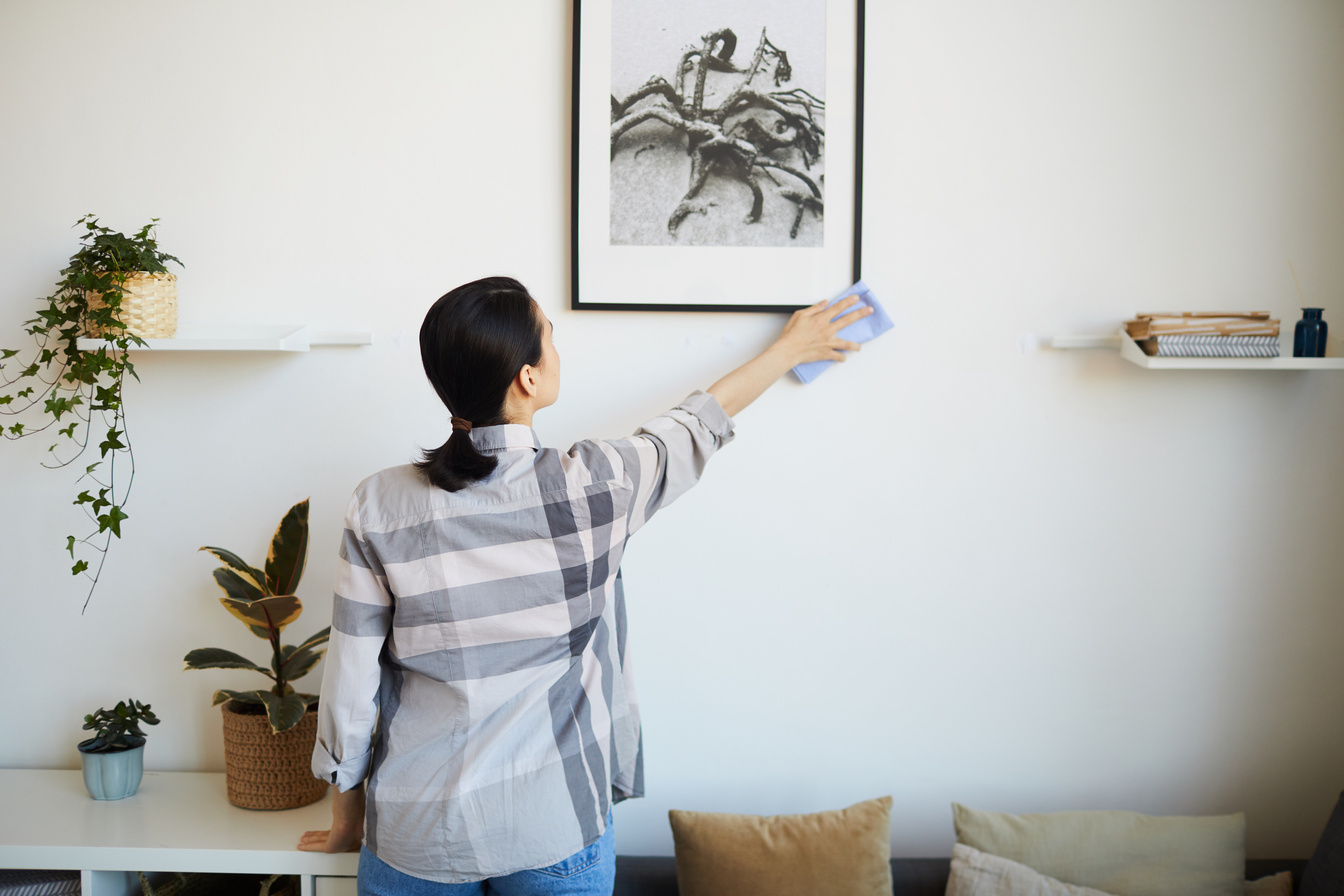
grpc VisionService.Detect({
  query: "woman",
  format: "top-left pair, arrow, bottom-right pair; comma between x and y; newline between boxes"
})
298,276 -> 872,895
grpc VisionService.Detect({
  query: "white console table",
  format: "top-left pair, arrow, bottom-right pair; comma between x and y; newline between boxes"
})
0,770 -> 358,896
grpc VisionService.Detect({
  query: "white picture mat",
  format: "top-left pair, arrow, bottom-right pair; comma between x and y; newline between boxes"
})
575,0 -> 860,308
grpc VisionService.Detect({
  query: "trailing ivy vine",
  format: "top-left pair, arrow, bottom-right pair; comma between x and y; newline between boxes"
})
1,215 -> 181,610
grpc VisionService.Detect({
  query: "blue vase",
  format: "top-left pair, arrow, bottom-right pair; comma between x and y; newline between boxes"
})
1294,308 -> 1328,358
79,743 -> 145,800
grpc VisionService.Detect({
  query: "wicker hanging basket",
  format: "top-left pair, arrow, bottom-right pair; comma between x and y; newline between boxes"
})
84,271 -> 178,339
220,702 -> 327,810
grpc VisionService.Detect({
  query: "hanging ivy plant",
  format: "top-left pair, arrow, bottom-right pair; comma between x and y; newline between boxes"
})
1,215 -> 182,609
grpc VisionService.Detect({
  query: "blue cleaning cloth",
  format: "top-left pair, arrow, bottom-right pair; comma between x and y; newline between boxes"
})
791,280 -> 893,383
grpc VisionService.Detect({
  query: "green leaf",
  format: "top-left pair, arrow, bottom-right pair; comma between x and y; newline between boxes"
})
98,429 -> 125,454
265,499 -> 309,596
1,349 -> 17,359
199,547 -> 268,596
183,647 -> 274,676
71,560 -> 89,575
59,423 -> 78,438
219,594 -> 302,636
258,691 -> 310,733
0,395 -> 12,406
212,688 -> 266,707
290,627 -> 331,655
97,506 -> 128,537
211,566 -> 265,604
66,536 -> 76,558
8,424 -> 24,436
281,647 -> 325,683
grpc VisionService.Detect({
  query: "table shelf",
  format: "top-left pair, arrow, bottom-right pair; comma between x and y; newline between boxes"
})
0,770 -> 356,896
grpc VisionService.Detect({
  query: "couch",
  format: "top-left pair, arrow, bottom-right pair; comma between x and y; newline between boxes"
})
611,857 -> 1310,896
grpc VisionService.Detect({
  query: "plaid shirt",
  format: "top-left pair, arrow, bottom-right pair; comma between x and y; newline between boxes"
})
312,391 -> 735,882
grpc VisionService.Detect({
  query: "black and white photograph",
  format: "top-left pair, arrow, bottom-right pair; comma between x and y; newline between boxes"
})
572,0 -> 864,310
609,0 -> 827,248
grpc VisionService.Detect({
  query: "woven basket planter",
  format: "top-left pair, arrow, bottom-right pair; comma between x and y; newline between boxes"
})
220,702 -> 327,810
84,271 -> 178,339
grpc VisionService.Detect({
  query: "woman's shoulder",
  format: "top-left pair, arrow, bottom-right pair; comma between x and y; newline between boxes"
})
349,464 -> 439,527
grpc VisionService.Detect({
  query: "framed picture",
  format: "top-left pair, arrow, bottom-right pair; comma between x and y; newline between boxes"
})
571,0 -> 865,312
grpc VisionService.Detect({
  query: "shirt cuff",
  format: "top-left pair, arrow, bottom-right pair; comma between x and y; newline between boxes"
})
312,746 -> 373,793
678,390 -> 736,440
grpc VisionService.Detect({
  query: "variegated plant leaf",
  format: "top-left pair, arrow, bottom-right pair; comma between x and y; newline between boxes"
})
183,647 -> 272,677
258,690 -> 310,733
212,567 -> 265,605
199,546 -> 269,596
219,594 -> 302,636
211,688 -> 267,707
265,499 -> 309,596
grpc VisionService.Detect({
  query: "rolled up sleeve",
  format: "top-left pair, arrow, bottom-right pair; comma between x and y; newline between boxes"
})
311,491 -> 392,792
610,390 -> 735,537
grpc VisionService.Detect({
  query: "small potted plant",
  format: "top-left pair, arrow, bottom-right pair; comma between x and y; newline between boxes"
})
1,215 -> 182,609
78,698 -> 160,800
183,499 -> 332,810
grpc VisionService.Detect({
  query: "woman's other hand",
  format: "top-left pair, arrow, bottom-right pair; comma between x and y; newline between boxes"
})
297,783 -> 366,852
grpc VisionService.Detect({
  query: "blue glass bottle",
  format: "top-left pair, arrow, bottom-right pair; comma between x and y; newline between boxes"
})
1294,308 -> 1328,358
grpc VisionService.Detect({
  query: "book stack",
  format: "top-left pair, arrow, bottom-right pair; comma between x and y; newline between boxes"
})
1124,312 -> 1281,357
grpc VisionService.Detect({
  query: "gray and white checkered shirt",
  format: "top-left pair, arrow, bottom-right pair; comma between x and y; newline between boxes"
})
312,391 -> 735,882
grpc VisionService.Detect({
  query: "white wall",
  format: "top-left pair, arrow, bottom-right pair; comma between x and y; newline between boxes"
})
2,0 -> 1343,860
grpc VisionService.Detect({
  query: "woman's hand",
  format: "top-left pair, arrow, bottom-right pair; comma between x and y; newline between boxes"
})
297,783 -> 366,853
773,294 -> 872,367
706,294 -> 875,417
297,827 -> 362,853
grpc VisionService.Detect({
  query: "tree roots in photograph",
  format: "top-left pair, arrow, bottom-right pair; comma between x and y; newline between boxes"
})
611,27 -> 825,239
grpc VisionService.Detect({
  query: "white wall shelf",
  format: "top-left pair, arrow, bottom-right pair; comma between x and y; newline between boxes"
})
0,770 -> 356,896
76,326 -> 373,353
1049,331 -> 1344,370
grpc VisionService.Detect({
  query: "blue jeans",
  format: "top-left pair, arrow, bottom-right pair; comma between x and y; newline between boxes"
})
357,815 -> 616,896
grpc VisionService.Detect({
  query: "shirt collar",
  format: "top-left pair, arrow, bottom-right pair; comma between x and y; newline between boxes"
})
468,424 -> 542,454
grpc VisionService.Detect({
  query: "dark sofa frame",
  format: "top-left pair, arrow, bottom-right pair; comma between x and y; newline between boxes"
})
613,856 -> 1309,895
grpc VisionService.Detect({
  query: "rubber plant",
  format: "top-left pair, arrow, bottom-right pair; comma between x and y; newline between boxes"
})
184,499 -> 332,733
0,215 -> 182,609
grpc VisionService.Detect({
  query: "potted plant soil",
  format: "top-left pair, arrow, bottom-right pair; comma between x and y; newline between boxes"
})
184,499 -> 331,810
78,699 -> 160,800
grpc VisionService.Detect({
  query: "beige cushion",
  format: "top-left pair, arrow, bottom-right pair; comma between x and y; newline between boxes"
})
1242,872 -> 1293,896
948,843 -> 1120,896
952,803 -> 1245,896
668,796 -> 893,896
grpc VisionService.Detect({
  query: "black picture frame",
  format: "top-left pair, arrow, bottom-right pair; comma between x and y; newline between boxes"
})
571,0 -> 866,312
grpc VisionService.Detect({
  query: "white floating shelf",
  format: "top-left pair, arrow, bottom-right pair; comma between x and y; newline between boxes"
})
1050,331 -> 1344,370
1117,333 -> 1344,370
76,325 -> 373,352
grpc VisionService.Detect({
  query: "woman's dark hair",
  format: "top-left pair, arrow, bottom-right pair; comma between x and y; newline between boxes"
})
415,276 -> 543,492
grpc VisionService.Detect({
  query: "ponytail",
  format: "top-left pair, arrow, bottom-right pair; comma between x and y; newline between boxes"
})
414,277 -> 543,493
417,428 -> 499,493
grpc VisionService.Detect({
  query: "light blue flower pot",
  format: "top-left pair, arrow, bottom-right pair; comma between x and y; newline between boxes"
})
80,744 -> 144,800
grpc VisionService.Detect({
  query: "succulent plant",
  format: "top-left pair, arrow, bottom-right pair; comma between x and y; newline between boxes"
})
79,698 -> 160,753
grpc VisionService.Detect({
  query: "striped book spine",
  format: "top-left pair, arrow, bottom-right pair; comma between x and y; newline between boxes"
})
1144,335 -> 1280,357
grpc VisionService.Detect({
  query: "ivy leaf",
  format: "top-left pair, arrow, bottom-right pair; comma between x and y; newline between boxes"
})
0,395 -> 12,406
98,429 -> 125,455
8,424 -> 23,436
71,560 -> 89,575
66,536 -> 76,558
0,349 -> 17,359
98,506 -> 128,537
